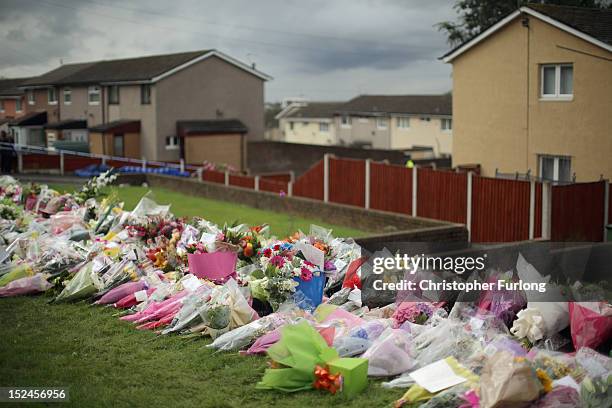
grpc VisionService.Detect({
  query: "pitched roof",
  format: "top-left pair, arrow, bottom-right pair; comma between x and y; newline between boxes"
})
21,50 -> 271,87
0,77 -> 33,96
337,95 -> 452,116
285,102 -> 344,119
9,111 -> 47,126
21,63 -> 96,87
442,5 -> 612,62
177,119 -> 248,135
527,4 -> 612,46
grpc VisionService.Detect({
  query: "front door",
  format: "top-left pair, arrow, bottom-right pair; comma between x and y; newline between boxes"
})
113,134 -> 124,157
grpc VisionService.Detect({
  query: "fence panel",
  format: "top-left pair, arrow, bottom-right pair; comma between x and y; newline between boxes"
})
369,163 -> 412,214
260,173 -> 292,183
293,160 -> 324,200
202,170 -> 225,184
63,156 -> 102,172
229,174 -> 255,189
106,158 -> 134,168
329,158 -> 365,207
534,182 -> 543,239
22,153 -> 60,170
551,181 -> 605,241
259,179 -> 288,194
471,177 -> 531,242
417,169 -> 467,224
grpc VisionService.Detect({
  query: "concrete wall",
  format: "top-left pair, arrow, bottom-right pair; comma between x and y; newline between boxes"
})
279,118 -> 336,145
452,14 -> 612,181
156,55 -> 265,162
106,85 -> 157,160
389,115 -> 452,156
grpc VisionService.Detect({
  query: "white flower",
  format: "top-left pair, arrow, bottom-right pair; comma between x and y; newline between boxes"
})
510,308 -> 546,343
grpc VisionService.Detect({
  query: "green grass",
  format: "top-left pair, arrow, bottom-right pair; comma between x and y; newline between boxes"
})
49,184 -> 369,239
0,297 -> 405,407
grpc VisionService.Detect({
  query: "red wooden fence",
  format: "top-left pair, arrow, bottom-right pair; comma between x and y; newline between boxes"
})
202,170 -> 225,184
329,158 -> 365,207
471,177 -> 531,242
551,181 -> 606,241
229,174 -> 255,189
534,183 -> 542,239
63,156 -> 102,172
293,160 -> 324,200
23,153 -> 60,170
259,179 -> 288,194
417,169 -> 467,224
369,163 -> 412,214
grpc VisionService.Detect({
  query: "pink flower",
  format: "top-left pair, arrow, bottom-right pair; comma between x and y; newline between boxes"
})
269,255 -> 285,268
300,267 -> 313,281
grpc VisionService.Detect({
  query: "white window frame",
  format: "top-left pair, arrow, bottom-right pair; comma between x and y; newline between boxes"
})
539,154 -> 572,182
15,98 -> 22,112
540,64 -> 573,100
47,88 -> 57,105
441,118 -> 452,131
88,86 -> 100,105
165,136 -> 179,150
376,117 -> 388,130
340,115 -> 352,128
63,87 -> 72,105
397,117 -> 410,129
27,90 -> 35,105
108,85 -> 120,104
141,84 -> 152,105
319,122 -> 329,133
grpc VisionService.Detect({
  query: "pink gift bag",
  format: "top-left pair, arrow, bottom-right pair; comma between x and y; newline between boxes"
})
187,251 -> 237,283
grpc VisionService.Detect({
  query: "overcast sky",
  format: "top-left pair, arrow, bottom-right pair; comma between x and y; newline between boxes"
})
0,0 -> 456,102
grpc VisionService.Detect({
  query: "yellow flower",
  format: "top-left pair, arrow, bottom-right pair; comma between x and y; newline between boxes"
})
536,368 -> 553,393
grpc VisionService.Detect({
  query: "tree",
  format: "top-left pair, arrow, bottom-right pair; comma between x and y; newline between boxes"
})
437,0 -> 611,46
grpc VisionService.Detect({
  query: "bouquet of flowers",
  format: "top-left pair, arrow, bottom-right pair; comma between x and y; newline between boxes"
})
73,169 -> 117,204
392,302 -> 436,327
0,199 -> 23,220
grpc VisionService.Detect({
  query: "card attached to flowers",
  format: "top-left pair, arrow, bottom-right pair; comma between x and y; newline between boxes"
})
408,359 -> 467,393
294,242 -> 325,270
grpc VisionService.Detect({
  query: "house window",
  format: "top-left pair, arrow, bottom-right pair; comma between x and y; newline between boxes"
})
376,117 -> 388,130
165,136 -> 179,150
47,88 -> 57,105
27,90 -> 35,105
539,155 -> 572,182
341,115 -> 351,128
541,64 -> 573,99
141,84 -> 151,104
441,118 -> 452,131
397,117 -> 410,129
319,122 -> 329,132
63,87 -> 72,105
88,86 -> 100,105
15,98 -> 22,112
0,100 -> 4,112
108,85 -> 120,104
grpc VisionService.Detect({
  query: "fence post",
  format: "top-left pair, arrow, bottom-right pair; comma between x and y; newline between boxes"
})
529,180 -> 536,240
59,151 -> 64,176
466,172 -> 473,241
196,168 -> 203,182
412,166 -> 418,217
102,156 -> 107,166
289,170 -> 296,182
17,151 -> 23,173
141,157 -> 146,172
288,181 -> 293,197
180,159 -> 185,173
604,181 -> 610,242
541,181 -> 552,240
364,159 -> 371,209
224,170 -> 229,186
254,175 -> 260,191
323,153 -> 330,203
